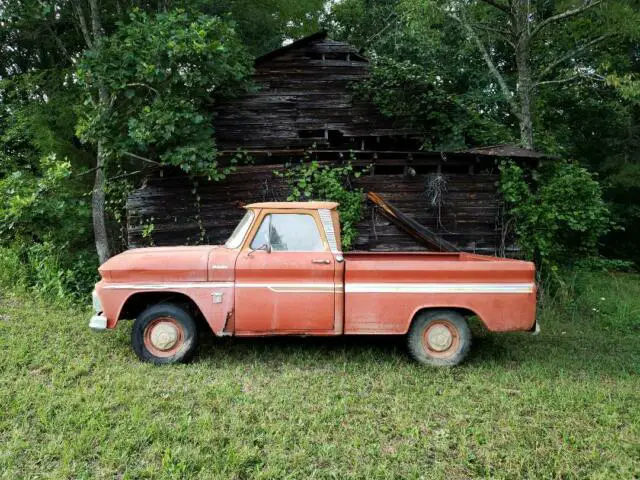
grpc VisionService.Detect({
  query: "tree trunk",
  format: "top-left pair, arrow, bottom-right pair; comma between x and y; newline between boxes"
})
87,0 -> 112,263
516,38 -> 534,150
92,137 -> 111,264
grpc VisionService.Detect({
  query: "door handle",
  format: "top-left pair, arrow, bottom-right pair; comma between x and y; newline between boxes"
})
311,259 -> 331,264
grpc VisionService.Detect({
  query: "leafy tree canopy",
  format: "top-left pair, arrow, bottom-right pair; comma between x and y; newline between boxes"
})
76,10 -> 253,179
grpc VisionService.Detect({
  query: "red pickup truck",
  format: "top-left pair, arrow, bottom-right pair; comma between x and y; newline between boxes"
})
90,202 -> 538,366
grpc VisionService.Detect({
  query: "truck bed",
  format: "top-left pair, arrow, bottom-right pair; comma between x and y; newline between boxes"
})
343,252 -> 536,334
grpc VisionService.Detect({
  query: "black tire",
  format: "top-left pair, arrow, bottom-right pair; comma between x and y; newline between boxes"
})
407,309 -> 472,367
132,303 -> 197,365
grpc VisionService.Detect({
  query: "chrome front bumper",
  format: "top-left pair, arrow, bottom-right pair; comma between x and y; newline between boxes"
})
89,313 -> 108,331
89,289 -> 107,331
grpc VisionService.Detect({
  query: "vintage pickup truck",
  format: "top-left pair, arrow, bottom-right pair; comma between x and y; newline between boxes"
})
90,201 -> 538,366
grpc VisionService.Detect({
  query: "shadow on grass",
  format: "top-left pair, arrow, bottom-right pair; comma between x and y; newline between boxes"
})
185,327 -> 638,377
196,331 -> 409,367
109,317 -> 638,377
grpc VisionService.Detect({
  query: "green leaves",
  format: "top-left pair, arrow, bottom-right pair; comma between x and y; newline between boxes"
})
277,156 -> 367,251
77,10 -> 252,179
499,160 -> 610,273
355,55 -> 512,151
0,155 -> 72,242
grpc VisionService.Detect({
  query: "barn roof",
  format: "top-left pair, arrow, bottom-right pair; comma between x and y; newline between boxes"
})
256,31 -> 329,64
255,30 -> 367,65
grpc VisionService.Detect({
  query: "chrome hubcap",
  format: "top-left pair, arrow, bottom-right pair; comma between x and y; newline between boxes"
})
149,322 -> 179,351
427,324 -> 453,352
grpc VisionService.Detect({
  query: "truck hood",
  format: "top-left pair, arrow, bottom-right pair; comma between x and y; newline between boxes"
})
99,246 -> 217,283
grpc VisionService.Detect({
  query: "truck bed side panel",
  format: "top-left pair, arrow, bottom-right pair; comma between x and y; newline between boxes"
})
343,253 -> 536,334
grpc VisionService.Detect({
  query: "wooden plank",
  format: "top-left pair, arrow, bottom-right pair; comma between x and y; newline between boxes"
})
366,192 -> 460,252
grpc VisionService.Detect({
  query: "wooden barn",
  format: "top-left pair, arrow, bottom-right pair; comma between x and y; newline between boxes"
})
126,32 -> 543,254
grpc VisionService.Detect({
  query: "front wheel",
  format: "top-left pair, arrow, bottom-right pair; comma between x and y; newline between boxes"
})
132,303 -> 197,364
407,309 -> 471,366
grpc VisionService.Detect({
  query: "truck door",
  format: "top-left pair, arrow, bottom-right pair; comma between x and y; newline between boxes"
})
234,211 -> 335,333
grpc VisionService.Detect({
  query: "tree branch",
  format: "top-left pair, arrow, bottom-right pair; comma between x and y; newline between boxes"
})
87,0 -> 104,39
449,12 -> 521,119
74,166 -> 99,177
109,170 -> 143,181
477,0 -> 512,16
125,83 -> 160,95
535,75 -> 581,88
72,0 -> 93,49
535,34 -> 611,82
472,23 -> 516,47
122,152 -> 162,165
365,11 -> 399,46
531,0 -> 604,38
45,24 -> 74,64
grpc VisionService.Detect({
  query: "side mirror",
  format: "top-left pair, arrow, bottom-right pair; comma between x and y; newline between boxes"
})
248,242 -> 271,257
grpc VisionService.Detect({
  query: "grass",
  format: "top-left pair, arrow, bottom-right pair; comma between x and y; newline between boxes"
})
0,271 -> 639,479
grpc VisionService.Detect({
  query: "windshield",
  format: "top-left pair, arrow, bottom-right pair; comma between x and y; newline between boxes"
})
225,211 -> 254,249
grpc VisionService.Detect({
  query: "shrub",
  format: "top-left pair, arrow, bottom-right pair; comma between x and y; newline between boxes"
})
0,155 -> 97,302
499,160 -> 610,277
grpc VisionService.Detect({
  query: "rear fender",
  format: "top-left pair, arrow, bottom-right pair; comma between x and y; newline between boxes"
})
407,294 -> 537,333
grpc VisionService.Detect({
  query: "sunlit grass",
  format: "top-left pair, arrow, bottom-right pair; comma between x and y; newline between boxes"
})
0,272 -> 638,479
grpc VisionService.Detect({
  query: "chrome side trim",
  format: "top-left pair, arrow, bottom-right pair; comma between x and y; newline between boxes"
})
345,283 -> 535,294
102,281 -> 533,294
103,282 -> 235,290
318,209 -> 339,253
236,283 -> 334,293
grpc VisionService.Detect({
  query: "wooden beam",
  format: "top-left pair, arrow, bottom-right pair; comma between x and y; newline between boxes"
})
367,192 -> 460,252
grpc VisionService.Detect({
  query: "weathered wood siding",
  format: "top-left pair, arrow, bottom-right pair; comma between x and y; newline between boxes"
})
127,163 -> 504,254
354,173 -> 502,253
214,35 -> 405,150
125,33 -> 522,254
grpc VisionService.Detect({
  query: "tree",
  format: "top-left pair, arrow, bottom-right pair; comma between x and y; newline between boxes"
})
401,0 -> 639,150
75,10 -> 252,262
330,0 -> 515,149
204,0 -> 327,56
69,0 -> 114,264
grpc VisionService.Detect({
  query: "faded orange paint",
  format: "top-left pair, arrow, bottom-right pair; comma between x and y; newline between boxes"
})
93,202 -> 537,338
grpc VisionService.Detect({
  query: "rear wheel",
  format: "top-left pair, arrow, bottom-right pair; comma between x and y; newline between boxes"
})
407,309 -> 471,366
132,303 -> 197,364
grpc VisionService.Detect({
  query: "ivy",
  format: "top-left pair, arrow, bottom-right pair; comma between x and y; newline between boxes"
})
499,160 -> 611,276
275,156 -> 367,251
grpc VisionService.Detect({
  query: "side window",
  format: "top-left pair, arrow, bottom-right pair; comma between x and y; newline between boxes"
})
250,214 -> 325,252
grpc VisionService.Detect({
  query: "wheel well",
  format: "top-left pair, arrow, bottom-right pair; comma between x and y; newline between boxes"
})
411,307 -> 480,325
119,292 -> 206,325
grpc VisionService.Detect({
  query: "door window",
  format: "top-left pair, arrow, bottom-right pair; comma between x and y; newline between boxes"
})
250,214 -> 325,252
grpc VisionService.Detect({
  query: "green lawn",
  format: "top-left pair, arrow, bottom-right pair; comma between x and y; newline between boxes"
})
0,272 -> 639,479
